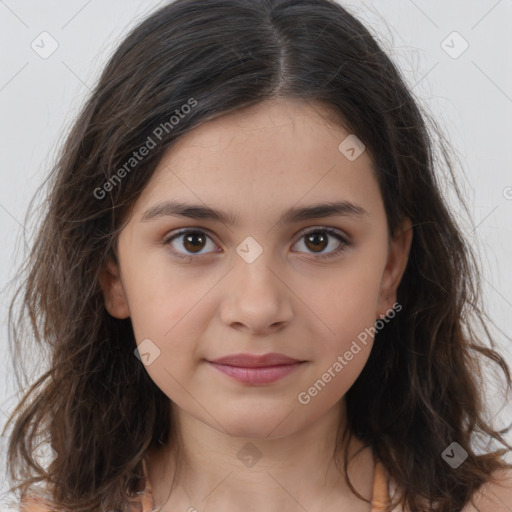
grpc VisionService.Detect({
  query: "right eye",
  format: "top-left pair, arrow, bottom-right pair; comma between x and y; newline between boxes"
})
163,229 -> 220,258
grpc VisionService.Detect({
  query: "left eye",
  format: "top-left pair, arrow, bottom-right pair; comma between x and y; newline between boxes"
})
292,228 -> 348,259
163,228 -> 348,259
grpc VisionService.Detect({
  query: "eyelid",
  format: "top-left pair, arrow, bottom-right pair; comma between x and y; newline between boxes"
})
162,227 -> 219,246
164,225 -> 350,242
297,225 -> 350,242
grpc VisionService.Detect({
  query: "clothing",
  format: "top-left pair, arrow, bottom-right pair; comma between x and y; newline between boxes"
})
20,453 -> 401,511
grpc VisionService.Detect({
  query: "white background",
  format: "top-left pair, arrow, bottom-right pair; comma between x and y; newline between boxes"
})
0,0 -> 511,500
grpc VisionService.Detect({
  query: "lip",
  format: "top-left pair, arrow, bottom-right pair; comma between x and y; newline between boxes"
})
207,353 -> 305,385
209,352 -> 301,367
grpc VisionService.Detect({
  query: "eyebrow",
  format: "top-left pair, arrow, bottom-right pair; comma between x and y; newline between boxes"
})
140,199 -> 368,225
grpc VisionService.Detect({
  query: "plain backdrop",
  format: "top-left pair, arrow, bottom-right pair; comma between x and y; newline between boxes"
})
0,0 -> 511,499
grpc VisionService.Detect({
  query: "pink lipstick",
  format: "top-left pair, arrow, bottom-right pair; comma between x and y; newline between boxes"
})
207,353 -> 304,385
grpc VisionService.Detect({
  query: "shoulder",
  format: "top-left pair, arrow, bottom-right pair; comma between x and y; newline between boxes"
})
461,467 -> 512,512
20,493 -> 54,512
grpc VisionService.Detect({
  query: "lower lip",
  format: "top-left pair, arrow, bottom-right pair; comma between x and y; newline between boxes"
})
208,362 -> 303,385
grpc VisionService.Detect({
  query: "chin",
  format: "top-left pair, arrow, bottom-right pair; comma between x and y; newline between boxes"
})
224,423 -> 289,440
212,406 -> 304,440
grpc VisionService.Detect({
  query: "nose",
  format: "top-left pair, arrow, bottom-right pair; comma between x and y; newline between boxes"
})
219,248 -> 294,334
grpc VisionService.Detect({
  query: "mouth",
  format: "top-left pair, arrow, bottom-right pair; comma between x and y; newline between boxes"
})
207,353 -> 306,385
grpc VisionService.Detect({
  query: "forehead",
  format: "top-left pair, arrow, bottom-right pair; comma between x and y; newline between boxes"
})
131,98 -> 382,223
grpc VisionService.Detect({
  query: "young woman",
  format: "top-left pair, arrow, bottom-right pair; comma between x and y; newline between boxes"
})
3,1 -> 511,511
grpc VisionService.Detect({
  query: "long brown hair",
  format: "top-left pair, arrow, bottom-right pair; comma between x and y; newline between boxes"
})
3,1 -> 511,511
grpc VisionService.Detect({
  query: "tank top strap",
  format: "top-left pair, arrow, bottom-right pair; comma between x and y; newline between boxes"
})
140,453 -> 399,512
140,456 -> 156,512
371,459 -> 392,511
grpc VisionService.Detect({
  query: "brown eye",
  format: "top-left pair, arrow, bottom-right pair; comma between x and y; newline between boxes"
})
163,227 -> 349,262
182,232 -> 207,253
292,228 -> 349,260
304,231 -> 329,253
165,229 -> 218,257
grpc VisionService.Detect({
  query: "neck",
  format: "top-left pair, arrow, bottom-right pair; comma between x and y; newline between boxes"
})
146,400 -> 375,512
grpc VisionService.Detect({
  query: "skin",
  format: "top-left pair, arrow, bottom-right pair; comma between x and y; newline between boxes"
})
99,97 -> 414,511
463,471 -> 512,512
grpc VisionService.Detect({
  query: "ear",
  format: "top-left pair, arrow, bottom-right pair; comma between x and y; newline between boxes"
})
98,253 -> 130,319
376,217 -> 413,318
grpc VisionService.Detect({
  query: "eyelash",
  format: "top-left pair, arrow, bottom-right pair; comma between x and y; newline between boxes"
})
162,227 -> 350,261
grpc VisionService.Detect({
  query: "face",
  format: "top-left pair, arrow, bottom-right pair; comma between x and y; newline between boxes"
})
100,98 -> 412,439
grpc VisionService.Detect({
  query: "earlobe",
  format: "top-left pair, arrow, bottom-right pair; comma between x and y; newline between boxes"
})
377,217 -> 413,315
98,255 -> 130,319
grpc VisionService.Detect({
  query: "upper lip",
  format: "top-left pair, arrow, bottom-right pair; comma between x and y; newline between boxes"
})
208,353 -> 302,367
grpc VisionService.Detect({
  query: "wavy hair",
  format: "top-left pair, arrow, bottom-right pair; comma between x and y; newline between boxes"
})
3,0 -> 511,511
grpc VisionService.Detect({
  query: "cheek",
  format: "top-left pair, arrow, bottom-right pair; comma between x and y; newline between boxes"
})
120,260 -> 205,391
293,274 -> 380,414
291,254 -> 386,410
123,249 -> 206,339
300,254 -> 385,350
127,276 -> 205,405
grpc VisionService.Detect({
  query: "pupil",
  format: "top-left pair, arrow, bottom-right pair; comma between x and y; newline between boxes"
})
307,232 -> 327,252
184,232 -> 205,252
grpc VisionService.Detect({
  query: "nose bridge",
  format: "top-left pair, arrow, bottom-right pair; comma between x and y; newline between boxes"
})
235,234 -> 267,266
233,234 -> 278,288
219,233 -> 293,331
